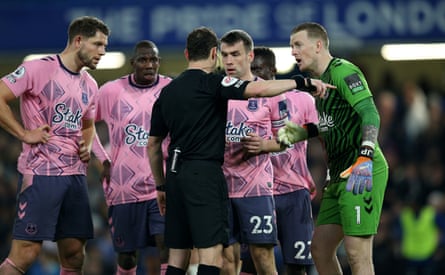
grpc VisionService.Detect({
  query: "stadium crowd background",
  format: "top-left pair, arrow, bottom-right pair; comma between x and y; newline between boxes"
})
1,1 -> 445,274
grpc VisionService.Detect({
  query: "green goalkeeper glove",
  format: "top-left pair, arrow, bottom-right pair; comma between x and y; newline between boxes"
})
277,120 -> 308,146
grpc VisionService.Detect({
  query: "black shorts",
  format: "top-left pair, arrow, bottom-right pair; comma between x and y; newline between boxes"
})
164,160 -> 229,249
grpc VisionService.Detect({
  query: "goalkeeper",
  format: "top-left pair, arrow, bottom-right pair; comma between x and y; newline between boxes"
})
280,22 -> 389,275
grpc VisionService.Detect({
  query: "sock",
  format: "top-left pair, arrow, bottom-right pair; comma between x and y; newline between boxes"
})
166,265 -> 187,275
187,263 -> 198,275
60,266 -> 81,274
117,265 -> 137,275
0,258 -> 25,274
161,263 -> 168,275
197,264 -> 220,275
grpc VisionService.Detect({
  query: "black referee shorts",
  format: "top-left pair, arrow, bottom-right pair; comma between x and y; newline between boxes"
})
164,160 -> 229,249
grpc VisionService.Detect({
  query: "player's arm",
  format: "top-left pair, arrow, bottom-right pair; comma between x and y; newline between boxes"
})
0,80 -> 50,143
243,76 -> 335,99
242,132 -> 287,154
147,135 -> 167,215
147,135 -> 166,188
277,121 -> 319,146
79,118 -> 95,162
340,97 -> 380,194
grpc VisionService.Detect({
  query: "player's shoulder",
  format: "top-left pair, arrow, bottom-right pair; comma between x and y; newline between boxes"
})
21,54 -> 58,73
99,75 -> 129,92
330,58 -> 361,75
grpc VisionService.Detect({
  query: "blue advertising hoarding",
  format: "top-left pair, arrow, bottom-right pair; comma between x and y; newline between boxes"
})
1,0 -> 444,52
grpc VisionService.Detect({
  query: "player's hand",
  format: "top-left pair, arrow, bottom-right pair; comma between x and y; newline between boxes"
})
22,125 -> 51,144
78,140 -> 91,163
241,132 -> 263,154
101,160 -> 111,184
340,156 -> 373,195
277,120 -> 308,146
309,78 -> 336,98
291,75 -> 336,98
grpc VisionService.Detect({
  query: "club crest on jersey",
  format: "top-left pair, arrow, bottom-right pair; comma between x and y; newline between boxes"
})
247,99 -> 258,111
221,76 -> 239,87
5,66 -> 26,84
344,73 -> 365,94
82,92 -> 88,104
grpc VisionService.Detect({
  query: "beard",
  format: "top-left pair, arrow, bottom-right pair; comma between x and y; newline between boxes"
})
77,49 -> 97,70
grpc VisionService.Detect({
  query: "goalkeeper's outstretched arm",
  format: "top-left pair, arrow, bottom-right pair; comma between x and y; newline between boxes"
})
277,121 -> 319,146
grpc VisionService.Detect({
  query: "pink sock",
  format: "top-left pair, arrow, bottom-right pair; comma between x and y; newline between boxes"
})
117,265 -> 137,275
0,258 -> 25,274
161,263 -> 168,275
60,266 -> 81,274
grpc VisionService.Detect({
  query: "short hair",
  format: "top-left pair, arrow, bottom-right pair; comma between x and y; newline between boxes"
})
186,27 -> 219,61
220,29 -> 254,53
291,22 -> 329,49
67,16 -> 110,43
133,40 -> 159,56
253,46 -> 276,67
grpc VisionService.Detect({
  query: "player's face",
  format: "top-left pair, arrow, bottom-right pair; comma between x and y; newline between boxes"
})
251,56 -> 275,80
221,40 -> 253,80
132,47 -> 160,85
290,30 -> 317,73
77,31 -> 108,70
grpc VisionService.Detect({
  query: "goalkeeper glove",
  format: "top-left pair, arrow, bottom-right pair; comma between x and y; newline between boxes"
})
277,120 -> 308,146
340,145 -> 374,195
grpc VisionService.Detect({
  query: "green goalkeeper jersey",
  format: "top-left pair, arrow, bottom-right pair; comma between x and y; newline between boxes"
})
317,57 -> 386,183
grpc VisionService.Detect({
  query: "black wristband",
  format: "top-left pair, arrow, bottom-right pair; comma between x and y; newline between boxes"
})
292,75 -> 316,92
155,184 -> 166,191
359,146 -> 374,160
292,75 -> 306,90
305,123 -> 319,138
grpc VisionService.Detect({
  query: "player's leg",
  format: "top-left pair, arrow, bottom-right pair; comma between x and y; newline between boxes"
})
57,238 -> 88,274
311,224 -> 343,275
221,242 -> 240,275
222,200 -> 241,275
311,182 -> 344,275
0,240 -> 42,274
340,167 -> 388,275
249,243 -> 276,275
275,190 -> 314,275
343,235 -> 374,275
56,175 -> 94,273
148,198 -> 168,274
187,248 -> 199,275
1,174 -> 69,274
235,196 -> 278,275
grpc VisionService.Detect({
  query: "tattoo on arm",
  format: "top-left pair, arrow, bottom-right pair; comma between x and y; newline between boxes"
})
363,125 -> 378,144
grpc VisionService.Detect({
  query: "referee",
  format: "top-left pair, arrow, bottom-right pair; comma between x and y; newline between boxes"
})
147,26 -> 333,275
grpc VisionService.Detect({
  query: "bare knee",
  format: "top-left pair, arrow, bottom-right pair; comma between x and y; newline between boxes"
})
57,239 -> 86,270
118,252 -> 137,270
7,240 -> 42,272
249,244 -> 276,275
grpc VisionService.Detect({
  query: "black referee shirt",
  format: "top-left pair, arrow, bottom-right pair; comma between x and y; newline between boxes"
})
150,69 -> 249,163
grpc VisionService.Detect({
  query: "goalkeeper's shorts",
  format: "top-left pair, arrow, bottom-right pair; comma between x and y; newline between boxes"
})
315,167 -> 388,236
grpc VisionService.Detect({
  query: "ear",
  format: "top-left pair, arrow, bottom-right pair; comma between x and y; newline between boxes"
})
211,47 -> 217,60
73,35 -> 83,48
248,50 -> 254,62
184,49 -> 189,60
316,39 -> 323,53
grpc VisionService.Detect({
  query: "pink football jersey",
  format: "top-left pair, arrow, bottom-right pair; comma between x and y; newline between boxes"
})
2,55 -> 98,176
93,74 -> 171,206
223,94 -> 287,198
271,91 -> 318,197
